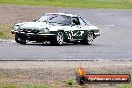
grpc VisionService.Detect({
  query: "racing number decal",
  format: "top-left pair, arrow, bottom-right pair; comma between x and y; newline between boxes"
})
66,31 -> 84,39
79,31 -> 84,36
67,31 -> 73,39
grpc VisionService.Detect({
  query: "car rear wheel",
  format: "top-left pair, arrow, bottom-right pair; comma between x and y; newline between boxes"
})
82,31 -> 94,45
51,31 -> 64,46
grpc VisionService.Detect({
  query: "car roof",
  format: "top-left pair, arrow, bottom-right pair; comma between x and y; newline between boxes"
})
45,13 -> 78,17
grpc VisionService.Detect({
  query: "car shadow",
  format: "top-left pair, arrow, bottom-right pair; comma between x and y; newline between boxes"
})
23,42 -> 74,46
18,42 -> 111,48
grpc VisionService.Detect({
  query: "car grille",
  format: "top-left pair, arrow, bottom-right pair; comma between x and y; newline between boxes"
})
19,29 -> 40,34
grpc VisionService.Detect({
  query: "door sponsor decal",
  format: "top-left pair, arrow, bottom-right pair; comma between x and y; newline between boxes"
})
66,31 -> 84,39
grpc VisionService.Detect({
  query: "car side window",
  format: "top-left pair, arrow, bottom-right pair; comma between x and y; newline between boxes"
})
72,17 -> 80,25
79,17 -> 87,26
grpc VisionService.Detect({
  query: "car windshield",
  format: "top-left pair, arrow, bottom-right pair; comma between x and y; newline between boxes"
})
38,14 -> 72,25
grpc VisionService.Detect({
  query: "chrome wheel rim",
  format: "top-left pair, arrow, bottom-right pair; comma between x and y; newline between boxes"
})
57,32 -> 63,45
87,32 -> 93,44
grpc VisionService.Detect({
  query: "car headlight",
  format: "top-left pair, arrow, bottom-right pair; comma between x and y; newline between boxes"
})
14,26 -> 19,31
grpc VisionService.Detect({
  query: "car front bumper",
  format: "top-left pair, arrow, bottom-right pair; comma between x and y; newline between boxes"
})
15,32 -> 56,42
94,32 -> 100,39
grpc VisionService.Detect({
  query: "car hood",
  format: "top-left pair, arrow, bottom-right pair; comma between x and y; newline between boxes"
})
16,22 -> 98,31
19,22 -> 52,29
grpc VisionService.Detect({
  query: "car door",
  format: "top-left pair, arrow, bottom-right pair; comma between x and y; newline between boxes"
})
78,17 -> 88,39
71,17 -> 86,40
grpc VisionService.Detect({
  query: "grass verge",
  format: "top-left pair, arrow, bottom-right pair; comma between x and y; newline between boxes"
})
117,84 -> 132,88
0,0 -> 132,9
0,84 -> 50,88
0,80 -> 82,88
0,24 -> 13,39
1,83 -> 132,88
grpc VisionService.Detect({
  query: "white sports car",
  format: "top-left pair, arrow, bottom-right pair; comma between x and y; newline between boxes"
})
11,13 -> 100,45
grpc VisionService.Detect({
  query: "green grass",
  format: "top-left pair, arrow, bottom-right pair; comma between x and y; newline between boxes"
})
0,82 -> 82,88
0,0 -> 132,9
117,84 -> 132,88
0,84 -> 19,88
65,79 -> 77,86
0,24 -> 13,39
0,84 -> 50,88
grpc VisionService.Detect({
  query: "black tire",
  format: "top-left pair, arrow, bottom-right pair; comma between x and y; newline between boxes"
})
82,31 -> 94,45
19,41 -> 26,45
51,31 -> 64,46
15,33 -> 20,43
15,33 -> 27,45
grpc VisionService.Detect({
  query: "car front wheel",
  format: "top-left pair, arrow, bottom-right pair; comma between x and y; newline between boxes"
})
15,33 -> 20,43
51,31 -> 64,46
15,33 -> 27,45
82,31 -> 94,45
